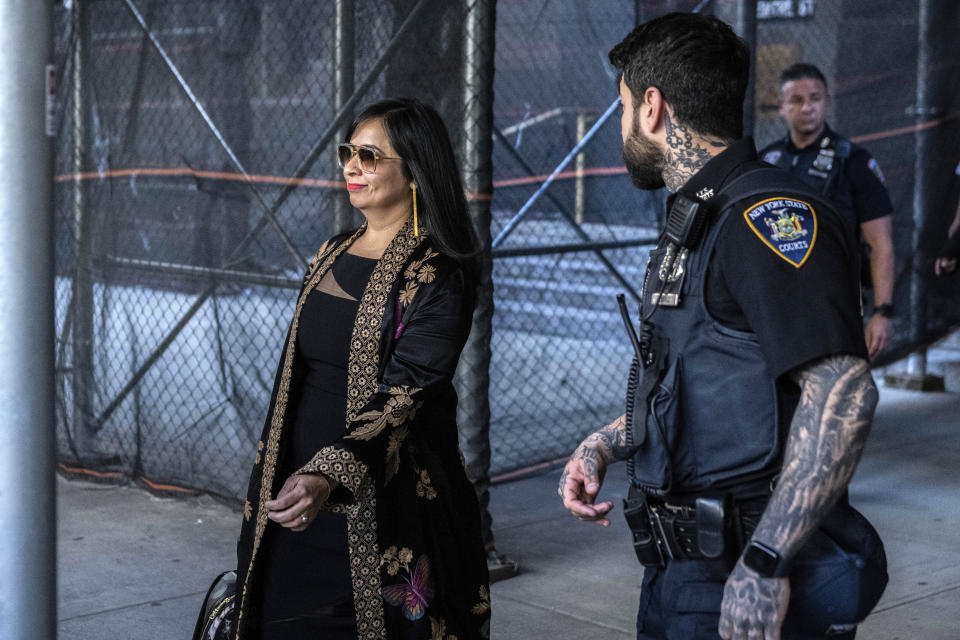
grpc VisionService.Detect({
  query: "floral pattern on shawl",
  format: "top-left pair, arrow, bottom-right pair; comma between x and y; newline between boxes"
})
233,222 -> 489,640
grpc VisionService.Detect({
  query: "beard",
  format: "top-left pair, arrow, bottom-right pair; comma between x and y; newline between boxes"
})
622,125 -> 665,190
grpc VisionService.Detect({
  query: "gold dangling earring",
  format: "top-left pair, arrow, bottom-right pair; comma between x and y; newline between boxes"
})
411,183 -> 419,236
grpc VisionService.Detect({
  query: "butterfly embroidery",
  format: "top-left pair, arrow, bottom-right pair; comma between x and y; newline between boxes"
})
382,554 -> 434,620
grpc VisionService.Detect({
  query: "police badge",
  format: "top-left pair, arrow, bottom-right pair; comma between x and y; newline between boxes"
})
812,147 -> 835,173
743,197 -> 818,267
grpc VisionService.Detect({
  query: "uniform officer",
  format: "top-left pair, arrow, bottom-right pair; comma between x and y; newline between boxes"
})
559,13 -> 883,640
760,63 -> 896,359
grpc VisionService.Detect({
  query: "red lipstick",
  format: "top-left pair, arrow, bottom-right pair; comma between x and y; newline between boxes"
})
346,183 -> 365,191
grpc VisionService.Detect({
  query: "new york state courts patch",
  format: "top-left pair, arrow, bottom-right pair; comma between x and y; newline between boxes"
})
743,197 -> 817,268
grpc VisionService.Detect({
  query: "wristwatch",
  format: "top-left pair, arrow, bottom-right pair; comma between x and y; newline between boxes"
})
742,540 -> 791,578
873,303 -> 894,318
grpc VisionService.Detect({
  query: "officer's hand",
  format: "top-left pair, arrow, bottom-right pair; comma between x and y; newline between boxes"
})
864,314 -> 893,360
934,256 -> 957,276
558,440 -> 614,526
718,558 -> 790,640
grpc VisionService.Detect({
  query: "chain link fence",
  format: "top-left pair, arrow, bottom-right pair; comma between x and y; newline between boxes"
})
487,1 -> 660,472
54,0 -> 483,499
54,0 -> 960,502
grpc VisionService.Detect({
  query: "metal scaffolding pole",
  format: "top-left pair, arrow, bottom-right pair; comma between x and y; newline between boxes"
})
332,0 -> 356,234
456,0 -> 496,540
491,98 -> 620,249
714,0 -> 757,138
490,126 -> 643,302
738,0 -> 757,139
889,0 -> 953,392
70,0 -> 97,458
907,0 -> 934,379
0,1 -> 56,638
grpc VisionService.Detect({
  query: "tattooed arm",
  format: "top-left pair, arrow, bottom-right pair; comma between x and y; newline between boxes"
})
718,354 -> 879,640
558,414 -> 634,527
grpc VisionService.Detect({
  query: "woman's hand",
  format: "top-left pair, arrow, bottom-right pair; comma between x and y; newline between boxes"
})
265,473 -> 335,532
934,256 -> 957,276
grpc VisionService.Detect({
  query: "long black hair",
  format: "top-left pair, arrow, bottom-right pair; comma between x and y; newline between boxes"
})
346,98 -> 482,283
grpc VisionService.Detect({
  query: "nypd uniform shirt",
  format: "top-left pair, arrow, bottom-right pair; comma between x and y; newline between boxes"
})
759,124 -> 893,235
680,139 -> 868,380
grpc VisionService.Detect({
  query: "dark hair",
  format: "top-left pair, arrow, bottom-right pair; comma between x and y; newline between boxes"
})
346,99 -> 481,283
608,12 -> 749,141
779,63 -> 828,90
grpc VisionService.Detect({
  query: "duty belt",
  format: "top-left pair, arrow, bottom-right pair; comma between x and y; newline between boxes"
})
623,489 -> 763,567
647,502 -> 700,561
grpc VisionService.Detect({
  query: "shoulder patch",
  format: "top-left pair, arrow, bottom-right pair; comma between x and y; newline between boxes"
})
762,150 -> 781,165
868,157 -> 885,183
743,197 -> 818,268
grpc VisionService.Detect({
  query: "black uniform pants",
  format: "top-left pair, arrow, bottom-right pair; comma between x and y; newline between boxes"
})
636,559 -> 856,640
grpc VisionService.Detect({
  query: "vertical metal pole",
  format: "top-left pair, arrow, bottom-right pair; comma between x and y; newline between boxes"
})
738,0 -> 757,139
574,111 -> 588,225
907,0 -> 932,376
0,2 -> 56,638
717,0 -> 758,138
456,0 -> 496,544
333,0 -> 356,234
71,0 -> 97,457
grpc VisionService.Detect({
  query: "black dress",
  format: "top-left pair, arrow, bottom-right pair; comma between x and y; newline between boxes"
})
259,251 -> 377,639
236,223 -> 491,640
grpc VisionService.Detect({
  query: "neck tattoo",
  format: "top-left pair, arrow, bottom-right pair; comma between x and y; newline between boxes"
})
662,112 -> 727,193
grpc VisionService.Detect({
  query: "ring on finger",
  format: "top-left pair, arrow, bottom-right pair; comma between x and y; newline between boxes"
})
300,513 -> 308,523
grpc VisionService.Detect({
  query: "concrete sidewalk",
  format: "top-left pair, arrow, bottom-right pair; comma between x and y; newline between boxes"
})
57,383 -> 960,639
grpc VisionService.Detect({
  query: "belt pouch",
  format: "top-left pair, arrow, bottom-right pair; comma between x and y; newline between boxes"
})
623,486 -> 664,567
695,495 -> 739,569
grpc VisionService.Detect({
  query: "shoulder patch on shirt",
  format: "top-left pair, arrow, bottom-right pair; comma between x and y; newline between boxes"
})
868,157 -> 885,183
762,150 -> 781,165
743,197 -> 818,268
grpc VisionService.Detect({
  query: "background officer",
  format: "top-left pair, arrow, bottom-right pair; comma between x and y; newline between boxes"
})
559,13 -> 881,640
761,63 -> 896,359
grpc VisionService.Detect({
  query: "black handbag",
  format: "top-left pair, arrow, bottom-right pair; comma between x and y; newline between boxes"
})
192,570 -> 238,640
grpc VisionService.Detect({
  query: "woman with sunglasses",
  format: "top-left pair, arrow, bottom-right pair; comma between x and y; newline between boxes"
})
232,99 -> 490,640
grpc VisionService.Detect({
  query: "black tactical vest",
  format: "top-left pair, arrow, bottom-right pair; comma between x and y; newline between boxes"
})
626,168 -> 825,497
764,135 -> 854,231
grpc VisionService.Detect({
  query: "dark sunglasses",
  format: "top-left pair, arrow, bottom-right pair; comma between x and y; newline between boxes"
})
336,143 -> 401,174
